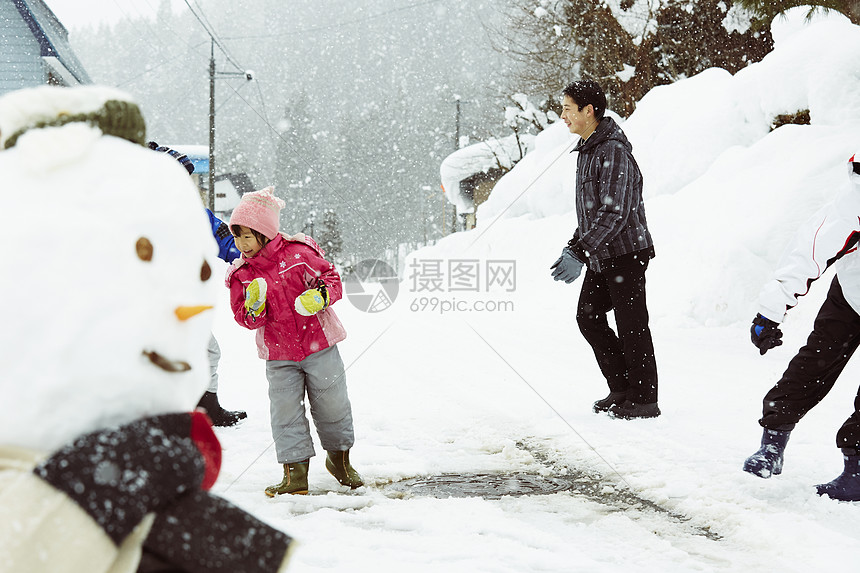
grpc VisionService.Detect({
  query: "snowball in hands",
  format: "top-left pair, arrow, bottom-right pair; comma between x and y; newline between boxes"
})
244,277 -> 267,317
295,288 -> 327,316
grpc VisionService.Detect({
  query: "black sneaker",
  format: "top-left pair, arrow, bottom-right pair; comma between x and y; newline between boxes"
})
592,391 -> 628,413
608,400 -> 660,420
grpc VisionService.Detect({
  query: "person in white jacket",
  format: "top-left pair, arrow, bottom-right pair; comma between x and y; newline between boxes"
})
744,149 -> 860,501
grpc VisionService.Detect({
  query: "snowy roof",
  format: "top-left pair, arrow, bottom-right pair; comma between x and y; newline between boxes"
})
440,134 -> 533,213
13,0 -> 92,85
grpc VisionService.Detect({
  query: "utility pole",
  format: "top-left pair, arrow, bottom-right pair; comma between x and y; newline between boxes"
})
452,95 -> 471,150
421,185 -> 433,243
441,184 -> 446,236
449,96 -> 470,234
208,40 -> 216,211
206,40 -> 253,214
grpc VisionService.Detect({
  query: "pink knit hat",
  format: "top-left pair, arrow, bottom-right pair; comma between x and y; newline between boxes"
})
229,186 -> 285,240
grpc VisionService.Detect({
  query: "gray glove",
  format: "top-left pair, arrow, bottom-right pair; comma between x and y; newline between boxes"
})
550,247 -> 584,283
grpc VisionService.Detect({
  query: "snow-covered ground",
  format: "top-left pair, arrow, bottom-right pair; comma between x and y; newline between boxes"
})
211,264 -> 859,572
206,9 -> 860,571
3,7 -> 859,573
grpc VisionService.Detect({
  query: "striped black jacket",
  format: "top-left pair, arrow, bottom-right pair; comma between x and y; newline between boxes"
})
569,116 -> 654,273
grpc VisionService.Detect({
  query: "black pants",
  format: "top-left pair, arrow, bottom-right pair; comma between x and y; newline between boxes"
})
760,275 -> 860,449
576,254 -> 658,404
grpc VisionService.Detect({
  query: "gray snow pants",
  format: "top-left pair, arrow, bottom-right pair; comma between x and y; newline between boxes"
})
266,345 -> 355,464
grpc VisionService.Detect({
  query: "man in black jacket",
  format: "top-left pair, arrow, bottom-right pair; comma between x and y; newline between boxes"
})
551,79 -> 659,419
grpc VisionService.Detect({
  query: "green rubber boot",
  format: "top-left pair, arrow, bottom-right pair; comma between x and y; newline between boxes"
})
325,450 -> 364,489
264,461 -> 309,497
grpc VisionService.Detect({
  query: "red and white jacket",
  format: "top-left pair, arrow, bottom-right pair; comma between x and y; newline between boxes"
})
759,157 -> 860,322
226,233 -> 346,361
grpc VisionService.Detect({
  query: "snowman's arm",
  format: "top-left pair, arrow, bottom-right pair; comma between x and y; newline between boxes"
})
0,447 -> 155,573
143,489 -> 295,573
32,413 -> 218,547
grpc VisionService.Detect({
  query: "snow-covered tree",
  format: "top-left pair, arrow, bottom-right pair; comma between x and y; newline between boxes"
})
735,0 -> 860,25
316,209 -> 344,263
275,92 -> 322,233
69,0 -> 509,261
493,0 -> 773,115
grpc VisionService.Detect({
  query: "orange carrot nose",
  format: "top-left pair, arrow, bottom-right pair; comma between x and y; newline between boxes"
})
175,305 -> 214,321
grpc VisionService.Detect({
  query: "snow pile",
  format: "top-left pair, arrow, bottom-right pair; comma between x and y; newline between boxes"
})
440,133 -> 533,213
419,7 -> 860,327
441,93 -> 558,214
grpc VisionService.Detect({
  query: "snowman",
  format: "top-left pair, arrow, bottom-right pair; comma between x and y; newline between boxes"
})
0,85 -> 293,573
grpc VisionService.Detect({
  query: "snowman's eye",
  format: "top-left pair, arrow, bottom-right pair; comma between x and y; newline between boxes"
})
136,237 -> 153,261
201,260 -> 212,281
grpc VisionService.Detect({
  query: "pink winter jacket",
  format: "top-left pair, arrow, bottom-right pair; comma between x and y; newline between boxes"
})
226,233 -> 346,361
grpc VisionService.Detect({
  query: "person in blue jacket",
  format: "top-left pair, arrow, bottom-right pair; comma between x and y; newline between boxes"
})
207,209 -> 242,263
148,142 -> 247,427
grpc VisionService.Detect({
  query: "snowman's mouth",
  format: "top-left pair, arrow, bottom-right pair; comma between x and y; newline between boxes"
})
143,350 -> 191,372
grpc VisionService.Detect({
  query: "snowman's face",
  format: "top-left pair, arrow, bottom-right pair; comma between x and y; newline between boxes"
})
0,124 -> 219,452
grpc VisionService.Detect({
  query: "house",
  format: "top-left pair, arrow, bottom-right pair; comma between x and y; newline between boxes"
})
213,172 -> 255,216
171,144 -> 255,218
0,0 -> 91,95
439,133 -> 532,231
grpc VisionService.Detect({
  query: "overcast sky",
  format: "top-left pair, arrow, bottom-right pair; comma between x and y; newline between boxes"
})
43,0 -> 187,31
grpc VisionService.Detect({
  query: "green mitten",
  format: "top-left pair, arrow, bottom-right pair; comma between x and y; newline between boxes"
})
294,287 -> 328,316
245,278 -> 267,317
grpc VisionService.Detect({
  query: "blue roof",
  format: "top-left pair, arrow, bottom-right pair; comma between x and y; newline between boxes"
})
171,145 -> 210,174
189,156 -> 210,174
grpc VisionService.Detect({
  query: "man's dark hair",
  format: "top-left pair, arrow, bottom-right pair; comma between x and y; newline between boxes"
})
562,80 -> 607,120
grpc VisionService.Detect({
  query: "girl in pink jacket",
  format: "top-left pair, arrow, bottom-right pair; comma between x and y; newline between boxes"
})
225,187 -> 363,495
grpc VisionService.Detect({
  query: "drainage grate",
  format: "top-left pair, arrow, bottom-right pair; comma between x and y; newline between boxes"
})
385,472 -> 571,500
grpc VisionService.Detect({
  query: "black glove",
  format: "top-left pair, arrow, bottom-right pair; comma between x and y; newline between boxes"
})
751,313 -> 783,355
550,247 -> 584,283
33,413 -> 216,545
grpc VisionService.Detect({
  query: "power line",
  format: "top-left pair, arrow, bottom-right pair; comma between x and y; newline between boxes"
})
215,78 -> 250,112
138,0 -> 210,54
220,80 -> 392,248
97,0 -> 424,248
181,0 -> 244,72
107,0 -> 209,62
189,0 -> 241,67
114,40 -> 209,88
190,0 -> 218,34
252,77 -> 270,125
102,0 -> 444,99
221,0 -> 444,40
